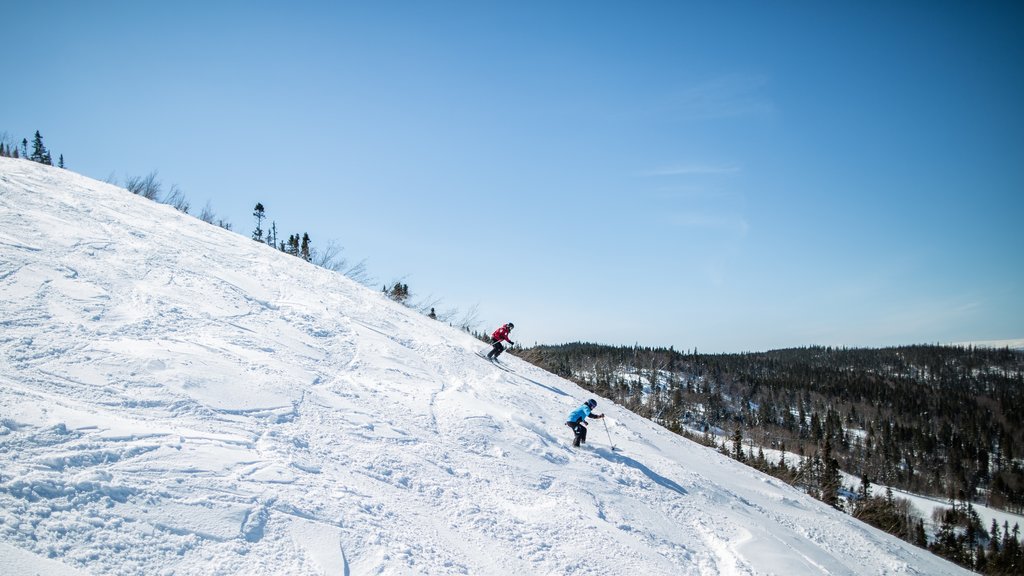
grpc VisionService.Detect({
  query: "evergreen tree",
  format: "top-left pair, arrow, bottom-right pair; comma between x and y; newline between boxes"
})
266,222 -> 277,248
731,428 -> 745,462
286,234 -> 300,256
252,203 -> 265,242
931,509 -> 962,562
30,131 -> 49,164
388,283 -> 410,303
914,519 -> 927,547
822,438 -> 842,508
58,154 -> 65,168
300,233 -> 311,262
1006,524 -> 1023,574
858,473 -> 872,500
974,543 -> 988,573
755,446 -> 767,471
990,519 -> 1002,554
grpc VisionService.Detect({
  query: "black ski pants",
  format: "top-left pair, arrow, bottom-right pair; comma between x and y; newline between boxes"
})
487,339 -> 505,359
567,419 -> 587,446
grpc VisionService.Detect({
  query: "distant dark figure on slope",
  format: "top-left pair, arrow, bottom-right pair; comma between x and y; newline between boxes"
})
486,322 -> 515,360
566,399 -> 604,447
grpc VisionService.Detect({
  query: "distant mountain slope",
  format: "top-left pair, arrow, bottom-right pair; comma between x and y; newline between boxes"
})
0,157 -> 970,575
955,338 -> 1024,350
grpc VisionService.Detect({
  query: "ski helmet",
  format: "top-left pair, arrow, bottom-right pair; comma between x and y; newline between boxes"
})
507,322 -> 514,329
586,399 -> 597,409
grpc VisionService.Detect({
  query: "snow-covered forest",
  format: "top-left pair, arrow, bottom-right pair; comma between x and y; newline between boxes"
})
517,342 -> 1024,573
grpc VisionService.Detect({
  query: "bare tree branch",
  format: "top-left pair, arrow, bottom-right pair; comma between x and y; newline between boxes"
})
163,184 -> 190,213
456,303 -> 481,332
125,170 -> 162,200
198,201 -> 217,224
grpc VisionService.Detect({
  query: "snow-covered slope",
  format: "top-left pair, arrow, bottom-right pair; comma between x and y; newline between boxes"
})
0,157 -> 969,575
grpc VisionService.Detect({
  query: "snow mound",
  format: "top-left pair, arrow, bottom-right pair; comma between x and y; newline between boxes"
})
0,157 -> 970,574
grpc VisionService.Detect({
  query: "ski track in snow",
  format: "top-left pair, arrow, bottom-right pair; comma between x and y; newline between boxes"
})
0,157 -> 982,575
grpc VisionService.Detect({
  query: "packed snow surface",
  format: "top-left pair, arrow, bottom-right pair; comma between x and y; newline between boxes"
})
0,157 -> 970,575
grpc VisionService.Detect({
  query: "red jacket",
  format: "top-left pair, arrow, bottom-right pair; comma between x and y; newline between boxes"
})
492,325 -> 513,344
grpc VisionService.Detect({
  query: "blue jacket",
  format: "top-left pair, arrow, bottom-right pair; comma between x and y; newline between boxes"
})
566,404 -> 593,423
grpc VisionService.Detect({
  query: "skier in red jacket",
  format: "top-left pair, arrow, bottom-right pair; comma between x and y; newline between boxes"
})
486,322 -> 515,360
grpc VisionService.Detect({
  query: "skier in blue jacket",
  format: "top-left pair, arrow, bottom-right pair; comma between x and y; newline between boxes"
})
566,399 -> 604,447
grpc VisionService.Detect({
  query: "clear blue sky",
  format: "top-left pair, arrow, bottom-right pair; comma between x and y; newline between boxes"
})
5,1 -> 1022,352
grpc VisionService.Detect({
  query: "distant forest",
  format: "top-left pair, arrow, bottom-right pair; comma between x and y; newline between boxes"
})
515,343 -> 1024,574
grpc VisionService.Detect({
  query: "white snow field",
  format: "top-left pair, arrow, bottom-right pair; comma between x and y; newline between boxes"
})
0,157 -> 970,575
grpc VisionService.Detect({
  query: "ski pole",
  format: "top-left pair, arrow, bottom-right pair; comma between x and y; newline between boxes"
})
602,418 -> 618,451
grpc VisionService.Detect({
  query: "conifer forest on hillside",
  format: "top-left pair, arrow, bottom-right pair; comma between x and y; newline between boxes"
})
516,343 -> 1024,571
520,344 -> 1024,510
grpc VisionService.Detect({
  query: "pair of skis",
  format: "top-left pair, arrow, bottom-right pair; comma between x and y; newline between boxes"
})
476,350 -> 513,372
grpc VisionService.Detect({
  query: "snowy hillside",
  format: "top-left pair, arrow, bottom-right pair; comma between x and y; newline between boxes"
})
0,157 -> 970,575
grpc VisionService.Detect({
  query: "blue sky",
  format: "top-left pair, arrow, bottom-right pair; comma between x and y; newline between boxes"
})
4,1 -> 1022,352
